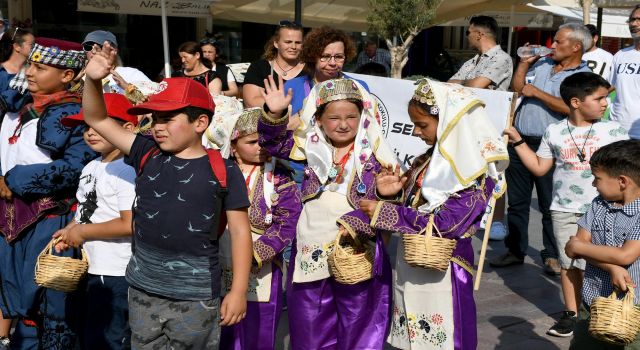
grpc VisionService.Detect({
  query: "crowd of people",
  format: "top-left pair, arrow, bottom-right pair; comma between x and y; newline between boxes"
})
0,7 -> 637,350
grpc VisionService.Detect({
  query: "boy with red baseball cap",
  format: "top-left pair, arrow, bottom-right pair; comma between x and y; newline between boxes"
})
53,93 -> 138,349
82,42 -> 252,348
0,37 -> 97,349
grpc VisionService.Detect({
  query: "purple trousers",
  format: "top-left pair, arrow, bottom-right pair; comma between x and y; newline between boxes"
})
221,263 -> 284,350
287,237 -> 392,350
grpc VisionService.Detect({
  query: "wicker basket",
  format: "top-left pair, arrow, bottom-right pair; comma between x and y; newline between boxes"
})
403,216 -> 457,271
328,230 -> 373,284
34,237 -> 89,293
589,286 -> 640,345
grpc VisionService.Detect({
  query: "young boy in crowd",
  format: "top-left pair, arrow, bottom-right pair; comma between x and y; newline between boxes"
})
82,42 -> 252,348
565,139 -> 640,349
504,72 -> 629,337
0,38 -> 97,349
52,93 -> 138,349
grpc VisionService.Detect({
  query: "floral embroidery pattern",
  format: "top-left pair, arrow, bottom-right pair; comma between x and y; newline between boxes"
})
299,242 -> 334,274
221,266 -> 262,296
391,305 -> 449,347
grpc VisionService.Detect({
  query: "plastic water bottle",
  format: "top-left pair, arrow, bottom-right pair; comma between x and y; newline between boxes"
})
516,46 -> 553,58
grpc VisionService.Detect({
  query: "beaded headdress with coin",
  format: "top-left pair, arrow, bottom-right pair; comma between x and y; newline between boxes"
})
292,78 -> 398,185
315,79 -> 363,108
231,107 -> 261,141
411,79 -> 440,116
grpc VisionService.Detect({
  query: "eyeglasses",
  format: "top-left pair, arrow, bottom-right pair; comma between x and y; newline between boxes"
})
10,27 -> 19,41
83,42 -> 102,52
319,54 -> 346,62
627,17 -> 640,24
279,20 -> 302,28
466,29 -> 483,36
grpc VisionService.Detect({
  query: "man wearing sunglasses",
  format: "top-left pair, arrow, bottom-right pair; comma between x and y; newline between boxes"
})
448,16 -> 512,91
81,30 -> 150,94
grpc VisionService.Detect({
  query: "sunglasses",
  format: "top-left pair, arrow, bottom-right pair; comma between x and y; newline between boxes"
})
279,20 -> 301,28
200,38 -> 216,45
83,42 -> 102,52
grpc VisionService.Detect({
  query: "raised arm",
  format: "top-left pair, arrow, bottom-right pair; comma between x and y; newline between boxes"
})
83,42 -> 136,155
257,75 -> 295,159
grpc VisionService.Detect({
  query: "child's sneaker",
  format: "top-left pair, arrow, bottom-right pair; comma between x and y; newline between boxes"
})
489,221 -> 507,241
547,310 -> 577,337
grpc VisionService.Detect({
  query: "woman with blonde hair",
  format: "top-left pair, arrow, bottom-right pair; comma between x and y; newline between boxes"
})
242,21 -> 305,108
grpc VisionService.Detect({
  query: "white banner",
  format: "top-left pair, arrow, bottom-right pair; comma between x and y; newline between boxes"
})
349,73 -> 515,169
77,0 -> 213,18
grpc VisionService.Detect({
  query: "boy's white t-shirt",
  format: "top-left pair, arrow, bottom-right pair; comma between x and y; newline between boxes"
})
75,157 -> 136,276
609,47 -> 640,139
582,47 -> 614,81
537,120 -> 628,213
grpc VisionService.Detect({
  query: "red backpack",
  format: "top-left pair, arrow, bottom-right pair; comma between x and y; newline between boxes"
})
137,147 -> 228,240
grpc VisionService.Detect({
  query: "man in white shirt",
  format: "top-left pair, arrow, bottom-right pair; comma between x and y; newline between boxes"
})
582,24 -> 613,81
608,5 -> 640,139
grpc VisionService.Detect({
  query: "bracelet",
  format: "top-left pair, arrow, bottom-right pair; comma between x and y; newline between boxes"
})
512,139 -> 526,147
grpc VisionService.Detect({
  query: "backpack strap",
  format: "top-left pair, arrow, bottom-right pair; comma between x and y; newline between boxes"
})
137,147 -> 161,176
206,148 -> 227,190
205,148 -> 228,241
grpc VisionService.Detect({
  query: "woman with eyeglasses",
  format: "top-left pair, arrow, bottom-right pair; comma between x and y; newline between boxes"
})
242,21 -> 305,108
283,26 -> 361,128
200,39 -> 239,98
174,41 -> 222,95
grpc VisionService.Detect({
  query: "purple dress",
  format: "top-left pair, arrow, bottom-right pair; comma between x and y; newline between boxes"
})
258,115 -> 392,350
369,152 -> 495,350
221,165 -> 302,350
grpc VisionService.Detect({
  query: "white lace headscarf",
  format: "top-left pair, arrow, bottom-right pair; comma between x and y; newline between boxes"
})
290,78 -> 398,184
413,79 -> 509,213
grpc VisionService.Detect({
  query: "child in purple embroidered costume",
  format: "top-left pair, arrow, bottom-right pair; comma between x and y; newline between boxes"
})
208,107 -> 302,350
359,79 -> 509,350
0,38 -> 96,349
259,76 -> 398,350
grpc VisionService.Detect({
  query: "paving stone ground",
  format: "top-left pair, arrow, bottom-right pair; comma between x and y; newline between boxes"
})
276,192 -> 572,350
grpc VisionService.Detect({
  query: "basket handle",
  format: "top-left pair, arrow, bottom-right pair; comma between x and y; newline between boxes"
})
335,227 -> 363,251
418,215 -> 442,249
38,237 -> 88,262
621,285 -> 636,320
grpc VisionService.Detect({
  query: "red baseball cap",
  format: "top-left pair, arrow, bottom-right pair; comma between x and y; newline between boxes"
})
62,93 -> 138,127
127,78 -> 215,115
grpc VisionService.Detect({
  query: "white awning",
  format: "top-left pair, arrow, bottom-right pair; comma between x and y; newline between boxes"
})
529,0 -> 632,38
209,0 -> 531,32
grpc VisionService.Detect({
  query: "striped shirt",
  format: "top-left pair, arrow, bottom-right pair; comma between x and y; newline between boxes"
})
579,196 -> 640,305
